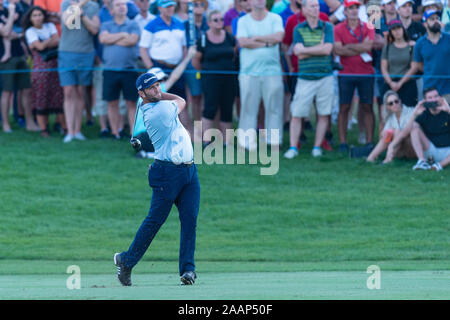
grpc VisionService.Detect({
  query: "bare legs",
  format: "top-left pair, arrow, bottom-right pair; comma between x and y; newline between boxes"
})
1,89 -> 39,132
63,85 -> 85,137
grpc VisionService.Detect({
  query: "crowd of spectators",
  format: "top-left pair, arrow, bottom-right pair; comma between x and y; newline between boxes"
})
0,0 -> 449,170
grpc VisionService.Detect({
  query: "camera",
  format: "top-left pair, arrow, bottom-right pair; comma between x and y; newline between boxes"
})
332,61 -> 344,71
423,101 -> 439,109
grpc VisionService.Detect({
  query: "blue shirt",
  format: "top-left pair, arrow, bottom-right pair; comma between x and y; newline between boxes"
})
99,1 -> 139,23
134,83 -> 167,136
414,32 -> 450,95
279,6 -> 293,27
100,19 -> 141,69
231,12 -> 246,36
139,99 -> 193,164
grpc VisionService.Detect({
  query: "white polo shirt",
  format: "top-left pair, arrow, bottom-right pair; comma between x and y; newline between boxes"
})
139,15 -> 186,65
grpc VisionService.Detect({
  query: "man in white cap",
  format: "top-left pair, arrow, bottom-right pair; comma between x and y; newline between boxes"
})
421,0 -> 444,13
397,0 -> 427,43
381,0 -> 398,28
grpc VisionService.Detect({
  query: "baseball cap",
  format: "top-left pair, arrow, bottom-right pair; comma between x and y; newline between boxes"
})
136,73 -> 159,91
396,0 -> 414,9
422,0 -> 443,9
157,0 -> 176,7
381,0 -> 394,5
344,0 -> 361,8
388,19 -> 403,30
422,9 -> 441,22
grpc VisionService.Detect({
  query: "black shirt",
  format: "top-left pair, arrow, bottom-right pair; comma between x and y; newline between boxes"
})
196,32 -> 236,71
415,109 -> 450,148
407,21 -> 426,43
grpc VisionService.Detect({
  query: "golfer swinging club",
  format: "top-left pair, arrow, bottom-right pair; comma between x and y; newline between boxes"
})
114,72 -> 200,286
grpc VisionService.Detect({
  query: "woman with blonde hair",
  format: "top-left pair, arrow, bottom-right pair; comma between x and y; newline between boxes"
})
367,90 -> 416,163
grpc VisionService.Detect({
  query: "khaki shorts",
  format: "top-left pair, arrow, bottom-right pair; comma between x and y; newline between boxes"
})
0,56 -> 31,92
425,141 -> 450,163
290,75 -> 334,118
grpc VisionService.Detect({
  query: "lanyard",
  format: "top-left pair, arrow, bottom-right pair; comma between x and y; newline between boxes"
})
345,22 -> 364,43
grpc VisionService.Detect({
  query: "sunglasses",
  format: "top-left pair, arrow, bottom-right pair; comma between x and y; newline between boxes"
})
239,0 -> 248,2
212,17 -> 224,22
193,2 -> 205,7
387,99 -> 400,106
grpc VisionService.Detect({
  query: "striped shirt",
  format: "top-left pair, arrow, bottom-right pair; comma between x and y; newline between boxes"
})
293,20 -> 334,80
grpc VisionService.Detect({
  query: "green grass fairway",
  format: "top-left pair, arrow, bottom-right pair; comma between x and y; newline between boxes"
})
1,260 -> 449,299
0,121 -> 449,300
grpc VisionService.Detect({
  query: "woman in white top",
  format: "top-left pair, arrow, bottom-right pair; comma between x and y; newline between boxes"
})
23,6 -> 64,137
367,90 -> 415,162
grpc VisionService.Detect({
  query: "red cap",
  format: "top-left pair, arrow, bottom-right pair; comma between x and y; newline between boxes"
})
344,0 -> 361,7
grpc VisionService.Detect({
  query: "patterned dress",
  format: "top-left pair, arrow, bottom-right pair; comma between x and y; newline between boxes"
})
25,23 -> 63,116
31,49 -> 63,116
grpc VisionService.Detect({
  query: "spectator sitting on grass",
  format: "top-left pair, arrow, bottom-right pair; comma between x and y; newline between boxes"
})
366,90 -> 415,163
408,88 -> 450,171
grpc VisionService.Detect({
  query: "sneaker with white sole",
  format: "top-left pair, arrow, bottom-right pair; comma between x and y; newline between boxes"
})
284,147 -> 299,159
312,147 -> 322,157
74,132 -> 87,141
63,134 -> 74,143
412,159 -> 431,170
431,162 -> 443,171
180,271 -> 197,285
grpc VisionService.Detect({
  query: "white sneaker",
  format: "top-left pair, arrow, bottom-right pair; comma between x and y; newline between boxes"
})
347,117 -> 357,129
412,159 -> 431,170
74,132 -> 87,141
284,147 -> 299,159
431,162 -> 443,172
312,147 -> 323,157
63,134 -> 74,143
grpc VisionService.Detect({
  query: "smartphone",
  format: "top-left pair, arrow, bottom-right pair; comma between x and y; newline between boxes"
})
423,101 -> 439,109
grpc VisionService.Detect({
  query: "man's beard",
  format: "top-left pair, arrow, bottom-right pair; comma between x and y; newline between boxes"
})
429,23 -> 441,34
143,92 -> 161,103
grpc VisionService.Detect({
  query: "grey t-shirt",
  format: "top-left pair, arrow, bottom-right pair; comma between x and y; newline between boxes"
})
381,43 -> 413,78
100,19 -> 141,69
59,0 -> 100,53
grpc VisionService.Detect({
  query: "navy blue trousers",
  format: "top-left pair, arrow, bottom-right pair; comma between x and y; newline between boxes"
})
121,160 -> 200,275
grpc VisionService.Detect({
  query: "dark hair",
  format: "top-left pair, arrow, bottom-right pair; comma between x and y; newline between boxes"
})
386,24 -> 409,44
21,6 -> 49,31
423,87 -> 439,98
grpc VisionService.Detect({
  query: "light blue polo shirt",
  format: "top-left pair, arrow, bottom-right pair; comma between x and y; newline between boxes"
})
134,83 -> 166,136
413,32 -> 450,95
139,100 -> 193,164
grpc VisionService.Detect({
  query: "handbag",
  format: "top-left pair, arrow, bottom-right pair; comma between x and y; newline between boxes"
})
39,47 -> 58,62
